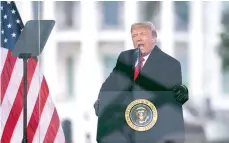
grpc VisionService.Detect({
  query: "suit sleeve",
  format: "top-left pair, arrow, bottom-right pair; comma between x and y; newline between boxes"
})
93,52 -> 124,116
170,60 -> 182,88
99,52 -> 124,92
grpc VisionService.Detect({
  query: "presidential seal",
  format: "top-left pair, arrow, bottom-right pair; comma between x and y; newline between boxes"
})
125,99 -> 158,131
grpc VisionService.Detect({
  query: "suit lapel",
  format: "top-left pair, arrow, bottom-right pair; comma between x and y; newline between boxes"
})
138,45 -> 161,80
129,45 -> 161,81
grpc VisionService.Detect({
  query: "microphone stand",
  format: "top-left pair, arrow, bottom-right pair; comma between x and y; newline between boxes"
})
138,46 -> 142,73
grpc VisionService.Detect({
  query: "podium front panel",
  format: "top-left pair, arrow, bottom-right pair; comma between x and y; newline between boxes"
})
97,91 -> 185,143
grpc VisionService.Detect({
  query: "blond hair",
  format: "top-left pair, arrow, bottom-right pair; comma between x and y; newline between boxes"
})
131,21 -> 157,38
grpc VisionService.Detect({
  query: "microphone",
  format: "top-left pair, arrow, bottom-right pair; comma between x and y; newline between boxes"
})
136,44 -> 143,73
137,44 -> 143,52
136,44 -> 143,61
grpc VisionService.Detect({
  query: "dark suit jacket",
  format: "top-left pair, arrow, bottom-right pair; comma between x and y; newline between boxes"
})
96,45 -> 184,143
98,45 -> 181,92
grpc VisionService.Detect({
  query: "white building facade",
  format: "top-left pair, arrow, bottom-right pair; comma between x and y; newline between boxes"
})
16,1 -> 229,143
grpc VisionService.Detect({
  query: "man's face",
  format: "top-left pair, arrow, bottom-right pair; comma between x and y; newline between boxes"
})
131,27 -> 156,54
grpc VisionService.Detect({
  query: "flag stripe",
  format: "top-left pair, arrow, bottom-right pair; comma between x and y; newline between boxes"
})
43,109 -> 60,143
0,48 -> 8,140
10,60 -> 42,143
32,95 -> 54,143
54,125 -> 66,143
0,50 -> 17,103
28,77 -> 49,143
1,59 -> 23,131
0,48 -> 8,75
1,80 -> 24,142
1,59 -> 36,142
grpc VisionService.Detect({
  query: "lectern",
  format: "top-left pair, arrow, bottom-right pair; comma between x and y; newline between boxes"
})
97,90 -> 185,143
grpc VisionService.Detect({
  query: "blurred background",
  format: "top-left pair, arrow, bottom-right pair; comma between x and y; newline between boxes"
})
15,1 -> 229,143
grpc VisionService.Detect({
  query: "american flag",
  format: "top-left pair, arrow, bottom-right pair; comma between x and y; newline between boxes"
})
0,1 -> 66,143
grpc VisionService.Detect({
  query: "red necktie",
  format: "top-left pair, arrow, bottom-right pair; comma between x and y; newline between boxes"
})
134,56 -> 145,80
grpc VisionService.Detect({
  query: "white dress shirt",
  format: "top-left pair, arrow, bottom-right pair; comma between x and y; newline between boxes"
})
135,53 -> 150,67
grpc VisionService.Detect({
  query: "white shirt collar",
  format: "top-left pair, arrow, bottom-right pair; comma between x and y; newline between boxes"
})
135,52 -> 151,67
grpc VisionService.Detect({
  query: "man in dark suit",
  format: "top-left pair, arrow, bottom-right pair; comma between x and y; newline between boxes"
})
94,21 -> 189,143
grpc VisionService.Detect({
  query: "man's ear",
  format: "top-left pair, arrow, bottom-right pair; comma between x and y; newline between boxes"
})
152,37 -> 156,43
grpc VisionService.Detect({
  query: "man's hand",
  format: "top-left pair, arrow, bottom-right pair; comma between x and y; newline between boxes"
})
173,85 -> 189,105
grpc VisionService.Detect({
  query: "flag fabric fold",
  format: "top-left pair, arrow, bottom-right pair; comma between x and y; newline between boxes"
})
0,1 -> 66,143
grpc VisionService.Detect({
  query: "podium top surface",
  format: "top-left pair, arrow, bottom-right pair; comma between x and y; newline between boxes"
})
12,20 -> 55,57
